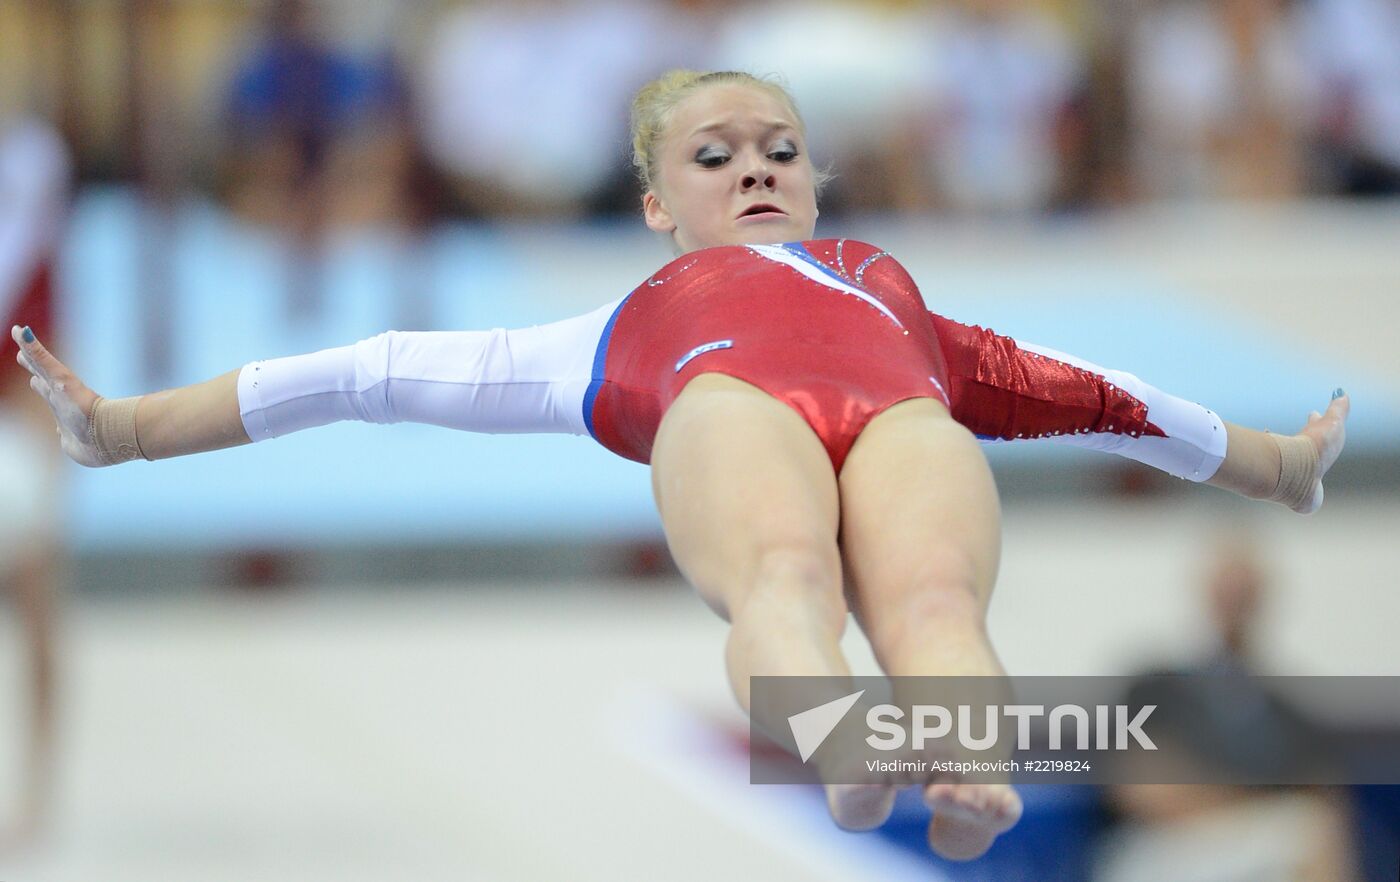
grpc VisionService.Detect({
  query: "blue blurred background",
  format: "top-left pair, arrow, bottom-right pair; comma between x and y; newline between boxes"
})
0,1 -> 1397,880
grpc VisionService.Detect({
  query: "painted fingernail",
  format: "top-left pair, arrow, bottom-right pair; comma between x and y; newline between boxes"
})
21,326 -> 34,343
1332,388 -> 1345,400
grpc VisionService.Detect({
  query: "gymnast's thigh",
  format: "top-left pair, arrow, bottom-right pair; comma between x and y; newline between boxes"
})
836,398 -> 1002,641
649,373 -> 842,621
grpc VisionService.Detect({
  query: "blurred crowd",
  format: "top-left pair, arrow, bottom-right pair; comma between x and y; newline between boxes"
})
0,0 -> 1398,231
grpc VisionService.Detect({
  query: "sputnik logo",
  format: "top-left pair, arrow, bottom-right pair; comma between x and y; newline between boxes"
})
787,690 -> 865,763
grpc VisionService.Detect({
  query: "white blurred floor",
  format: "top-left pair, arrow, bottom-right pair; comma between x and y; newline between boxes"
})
0,499 -> 1396,881
0,584 -> 943,882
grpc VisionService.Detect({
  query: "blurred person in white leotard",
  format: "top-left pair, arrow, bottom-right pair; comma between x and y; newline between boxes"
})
0,116 -> 70,847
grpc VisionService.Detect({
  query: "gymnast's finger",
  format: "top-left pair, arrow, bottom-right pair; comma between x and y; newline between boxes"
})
13,326 -> 50,381
29,374 -> 60,415
10,324 -> 36,361
17,348 -> 44,381
1328,389 -> 1350,420
12,325 -> 61,384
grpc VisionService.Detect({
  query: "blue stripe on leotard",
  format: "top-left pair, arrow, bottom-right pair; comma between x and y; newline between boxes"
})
582,295 -> 631,440
776,241 -> 857,288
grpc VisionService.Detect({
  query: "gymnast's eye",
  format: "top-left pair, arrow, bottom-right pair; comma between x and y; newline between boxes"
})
695,147 -> 730,169
769,140 -> 799,163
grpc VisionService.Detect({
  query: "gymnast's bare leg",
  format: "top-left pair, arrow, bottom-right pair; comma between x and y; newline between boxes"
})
648,376 -> 865,799
652,375 -> 1019,859
838,397 -> 1019,860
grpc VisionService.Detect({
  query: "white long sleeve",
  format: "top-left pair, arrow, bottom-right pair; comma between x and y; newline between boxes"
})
1006,338 -> 1229,482
236,298 -> 621,442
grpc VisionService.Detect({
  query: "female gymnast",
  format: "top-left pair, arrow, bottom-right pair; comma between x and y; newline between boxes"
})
10,71 -> 1348,861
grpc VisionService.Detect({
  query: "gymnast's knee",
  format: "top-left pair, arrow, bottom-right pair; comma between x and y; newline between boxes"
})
729,541 -> 847,635
866,548 -> 986,647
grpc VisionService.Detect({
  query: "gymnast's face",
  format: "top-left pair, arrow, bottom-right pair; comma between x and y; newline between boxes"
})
644,84 -> 819,253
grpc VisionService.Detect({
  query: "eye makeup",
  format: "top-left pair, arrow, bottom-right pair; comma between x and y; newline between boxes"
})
695,146 -> 731,168
693,137 -> 801,169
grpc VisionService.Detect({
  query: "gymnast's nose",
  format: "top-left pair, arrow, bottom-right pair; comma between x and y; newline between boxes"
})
741,160 -> 776,191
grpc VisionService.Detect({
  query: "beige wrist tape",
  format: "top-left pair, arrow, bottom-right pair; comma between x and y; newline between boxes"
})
1268,433 -> 1319,512
89,396 -> 148,465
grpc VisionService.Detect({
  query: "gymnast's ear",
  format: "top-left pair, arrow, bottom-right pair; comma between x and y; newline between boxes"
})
643,190 -> 676,234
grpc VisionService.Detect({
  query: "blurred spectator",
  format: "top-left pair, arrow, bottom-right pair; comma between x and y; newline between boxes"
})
223,0 -> 420,230
711,0 -> 931,216
0,115 -> 70,849
912,0 -> 1088,215
1095,534 -> 1357,881
1125,0 -> 1310,201
1296,0 -> 1400,195
415,0 -> 692,219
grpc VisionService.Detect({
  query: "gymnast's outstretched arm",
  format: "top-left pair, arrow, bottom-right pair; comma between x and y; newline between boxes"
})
929,314 -> 1349,514
9,300 -> 619,465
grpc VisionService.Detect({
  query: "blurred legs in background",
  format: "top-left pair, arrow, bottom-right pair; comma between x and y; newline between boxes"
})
0,382 -> 63,849
1,544 -> 59,847
0,115 -> 69,851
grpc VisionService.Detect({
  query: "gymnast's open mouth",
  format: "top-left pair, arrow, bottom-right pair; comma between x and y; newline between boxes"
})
736,203 -> 787,222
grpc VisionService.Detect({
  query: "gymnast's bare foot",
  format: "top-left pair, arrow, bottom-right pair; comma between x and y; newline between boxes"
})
923,780 -> 1023,861
825,782 -> 898,831
1295,390 -> 1349,514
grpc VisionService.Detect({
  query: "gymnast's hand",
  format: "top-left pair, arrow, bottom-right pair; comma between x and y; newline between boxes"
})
10,325 -> 105,467
1297,390 -> 1349,514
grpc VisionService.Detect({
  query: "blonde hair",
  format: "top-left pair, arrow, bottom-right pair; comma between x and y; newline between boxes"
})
629,70 -> 830,195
